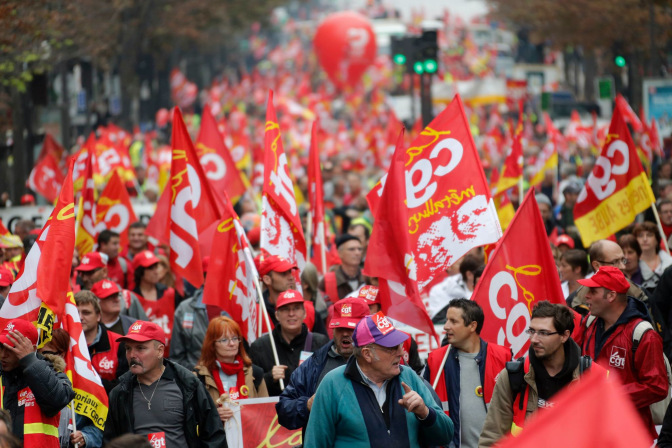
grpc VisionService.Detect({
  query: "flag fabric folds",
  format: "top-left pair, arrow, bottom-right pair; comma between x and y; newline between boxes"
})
95,170 -> 138,251
573,103 -> 656,247
473,190 -> 565,359
260,91 -> 307,271
307,121 -> 329,274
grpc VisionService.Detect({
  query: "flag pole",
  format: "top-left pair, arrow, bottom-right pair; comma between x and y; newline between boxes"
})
306,211 -> 313,265
518,177 -> 524,206
651,202 -> 671,254
70,401 -> 79,448
319,221 -> 327,276
256,282 -> 285,390
431,344 -> 452,390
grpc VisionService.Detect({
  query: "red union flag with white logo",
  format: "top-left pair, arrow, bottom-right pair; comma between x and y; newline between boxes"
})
261,91 -> 306,270
27,153 -> 64,203
75,145 -> 97,256
573,103 -> 655,247
167,108 -> 222,289
95,170 -> 138,250
0,162 -> 109,430
203,196 -> 259,343
473,190 -> 565,358
196,104 -> 248,203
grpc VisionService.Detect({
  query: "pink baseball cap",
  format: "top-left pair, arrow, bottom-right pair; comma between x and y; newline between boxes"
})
353,312 -> 409,348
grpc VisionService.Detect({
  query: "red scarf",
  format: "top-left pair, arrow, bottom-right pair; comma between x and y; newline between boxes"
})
213,356 -> 245,396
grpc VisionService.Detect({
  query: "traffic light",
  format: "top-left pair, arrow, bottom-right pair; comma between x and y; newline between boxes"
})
418,30 -> 438,74
614,55 -> 626,67
612,41 -> 627,68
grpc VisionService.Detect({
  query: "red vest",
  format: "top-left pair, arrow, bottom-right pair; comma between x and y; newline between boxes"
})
0,379 -> 59,447
90,330 -> 123,381
136,287 -> 176,345
426,342 -> 511,416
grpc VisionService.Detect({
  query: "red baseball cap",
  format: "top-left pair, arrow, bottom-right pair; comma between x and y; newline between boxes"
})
0,319 -> 38,347
577,266 -> 630,294
555,234 -> 575,249
247,227 -> 261,247
0,267 -> 14,287
76,252 -> 108,272
259,255 -> 296,277
133,250 -> 160,269
275,289 -> 304,309
330,298 -> 370,329
202,256 -> 210,274
118,321 -> 166,345
91,279 -> 120,299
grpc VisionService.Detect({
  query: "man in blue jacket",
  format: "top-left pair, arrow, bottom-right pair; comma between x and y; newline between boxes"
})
304,312 -> 453,447
277,296 -> 369,435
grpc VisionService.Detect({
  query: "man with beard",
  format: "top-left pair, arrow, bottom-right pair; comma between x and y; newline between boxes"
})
479,301 -> 600,446
276,297 -> 370,437
104,321 -> 225,447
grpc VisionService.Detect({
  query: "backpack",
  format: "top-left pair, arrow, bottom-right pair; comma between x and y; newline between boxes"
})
585,316 -> 672,424
506,355 -> 592,413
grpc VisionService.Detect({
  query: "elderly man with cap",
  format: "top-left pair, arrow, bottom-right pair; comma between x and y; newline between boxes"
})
0,266 -> 13,308
77,251 -> 149,322
250,289 -> 328,396
104,321 -> 225,447
0,319 -> 75,445
557,180 -> 582,231
277,297 -> 370,435
75,289 -> 129,393
304,312 -> 453,447
319,234 -> 367,304
577,266 -> 668,441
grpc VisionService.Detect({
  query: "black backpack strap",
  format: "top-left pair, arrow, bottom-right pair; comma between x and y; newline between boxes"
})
506,356 -> 527,412
579,355 -> 592,374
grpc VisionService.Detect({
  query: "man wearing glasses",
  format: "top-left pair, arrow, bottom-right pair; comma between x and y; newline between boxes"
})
304,312 -> 453,448
479,301 -> 594,446
568,239 -> 649,314
578,266 -> 667,442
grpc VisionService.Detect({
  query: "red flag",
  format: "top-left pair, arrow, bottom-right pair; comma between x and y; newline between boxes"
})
573,103 -> 655,247
364,130 -> 437,340
616,94 -> 644,133
307,121 -> 330,275
366,94 -> 501,292
472,190 -> 564,358
0,219 -> 9,237
95,170 -> 139,250
495,369 -> 650,448
492,113 -> 523,195
650,118 -> 663,158
196,105 -> 248,203
75,146 -> 97,256
167,108 -> 221,288
27,153 -> 64,203
203,199 -> 259,343
260,91 -> 306,270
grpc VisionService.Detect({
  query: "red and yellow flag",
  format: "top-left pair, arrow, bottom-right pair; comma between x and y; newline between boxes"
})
75,143 -> 97,256
492,113 -> 523,195
573,103 -> 655,247
260,90 -> 306,270
473,190 -> 565,358
95,170 -> 138,251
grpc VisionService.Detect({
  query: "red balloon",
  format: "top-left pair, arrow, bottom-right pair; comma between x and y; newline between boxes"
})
314,11 -> 377,89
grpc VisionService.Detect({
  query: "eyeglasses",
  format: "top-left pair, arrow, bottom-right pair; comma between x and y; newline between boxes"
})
215,337 -> 241,345
372,343 -> 404,354
595,258 -> 628,266
526,329 -> 559,337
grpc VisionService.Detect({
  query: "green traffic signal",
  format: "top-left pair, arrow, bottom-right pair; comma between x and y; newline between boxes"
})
614,55 -> 626,67
424,59 -> 437,73
413,61 -> 424,74
393,54 -> 406,65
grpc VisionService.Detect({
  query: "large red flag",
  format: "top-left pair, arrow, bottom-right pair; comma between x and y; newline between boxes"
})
167,108 -> 221,289
495,369 -> 650,448
573,103 -> 655,247
261,91 -> 306,270
473,190 -> 564,358
95,170 -> 138,250
27,152 -> 65,203
203,197 -> 259,343
366,94 -> 501,292
364,130 -> 437,339
307,121 -> 329,274
196,105 -> 248,203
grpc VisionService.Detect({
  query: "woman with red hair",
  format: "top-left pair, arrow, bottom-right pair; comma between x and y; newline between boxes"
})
193,317 -> 268,423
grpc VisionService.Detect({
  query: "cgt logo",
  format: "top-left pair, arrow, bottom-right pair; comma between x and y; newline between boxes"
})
341,305 -> 352,316
609,346 -> 626,369
130,322 -> 143,332
372,312 -> 394,335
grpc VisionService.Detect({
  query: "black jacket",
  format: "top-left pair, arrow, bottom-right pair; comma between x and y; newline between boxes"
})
0,352 -> 75,442
104,358 -> 226,447
250,324 -> 328,396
